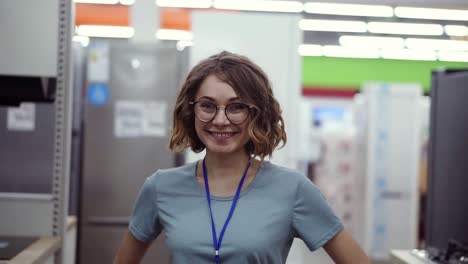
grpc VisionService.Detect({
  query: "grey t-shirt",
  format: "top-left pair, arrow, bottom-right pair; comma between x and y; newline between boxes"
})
129,161 -> 343,264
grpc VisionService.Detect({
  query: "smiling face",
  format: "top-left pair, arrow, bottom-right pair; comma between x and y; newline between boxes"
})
194,74 -> 251,156
169,51 -> 286,160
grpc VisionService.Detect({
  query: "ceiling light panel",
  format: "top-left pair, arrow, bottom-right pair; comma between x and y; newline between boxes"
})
76,25 -> 135,38
445,25 -> 468,37
156,29 -> 193,40
304,2 -> 393,17
119,0 -> 135,5
438,51 -> 468,62
156,0 -> 212,8
299,19 -> 367,33
74,0 -> 119,3
381,49 -> 437,61
395,7 -> 468,21
367,22 -> 444,36
323,45 -> 380,59
213,0 -> 303,13
405,38 -> 468,51
339,35 -> 405,49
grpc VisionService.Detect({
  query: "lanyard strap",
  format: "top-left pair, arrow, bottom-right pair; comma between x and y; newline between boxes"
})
202,158 -> 251,264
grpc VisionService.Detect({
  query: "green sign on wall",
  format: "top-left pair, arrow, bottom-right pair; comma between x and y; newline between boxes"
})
302,56 -> 468,92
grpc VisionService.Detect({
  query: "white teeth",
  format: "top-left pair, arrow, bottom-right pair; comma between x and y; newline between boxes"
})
212,132 -> 233,137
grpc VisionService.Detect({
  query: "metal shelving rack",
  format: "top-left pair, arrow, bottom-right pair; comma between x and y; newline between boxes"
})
0,0 -> 74,263
52,0 -> 74,262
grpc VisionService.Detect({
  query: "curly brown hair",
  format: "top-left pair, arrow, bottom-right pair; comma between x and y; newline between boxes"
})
169,51 -> 286,160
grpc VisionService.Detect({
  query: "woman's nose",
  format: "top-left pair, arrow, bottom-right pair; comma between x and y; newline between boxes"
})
212,107 -> 230,125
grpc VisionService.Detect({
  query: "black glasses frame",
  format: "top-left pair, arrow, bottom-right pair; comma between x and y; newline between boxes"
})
189,100 -> 257,124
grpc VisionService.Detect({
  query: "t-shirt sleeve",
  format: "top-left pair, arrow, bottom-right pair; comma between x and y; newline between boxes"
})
292,175 -> 344,251
128,172 -> 162,242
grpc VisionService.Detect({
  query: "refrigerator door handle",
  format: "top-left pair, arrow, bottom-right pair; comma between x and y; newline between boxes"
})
87,216 -> 129,226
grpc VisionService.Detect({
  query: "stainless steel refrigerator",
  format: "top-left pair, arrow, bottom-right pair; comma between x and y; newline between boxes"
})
79,42 -> 187,263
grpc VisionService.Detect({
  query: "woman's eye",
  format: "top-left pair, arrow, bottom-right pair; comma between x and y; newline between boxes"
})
229,104 -> 247,111
200,102 -> 215,109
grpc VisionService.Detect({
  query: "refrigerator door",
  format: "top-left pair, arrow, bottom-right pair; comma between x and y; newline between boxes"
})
80,42 -> 185,263
0,103 -> 54,194
426,69 -> 468,250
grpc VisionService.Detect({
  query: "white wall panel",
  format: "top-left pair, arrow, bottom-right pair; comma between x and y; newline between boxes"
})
0,0 -> 58,76
190,11 -> 302,168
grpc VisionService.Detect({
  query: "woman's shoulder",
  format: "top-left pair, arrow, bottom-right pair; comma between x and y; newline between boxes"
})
158,161 -> 197,176
262,161 -> 305,178
259,161 -> 310,185
147,161 -> 197,186
256,161 -> 321,200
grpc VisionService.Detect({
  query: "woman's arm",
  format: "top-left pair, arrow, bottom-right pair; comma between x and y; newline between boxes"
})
114,231 -> 151,264
323,229 -> 370,264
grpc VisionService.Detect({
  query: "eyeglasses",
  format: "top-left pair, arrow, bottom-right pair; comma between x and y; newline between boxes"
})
189,100 -> 256,124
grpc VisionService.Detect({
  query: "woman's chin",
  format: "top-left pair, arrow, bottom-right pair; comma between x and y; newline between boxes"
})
206,147 -> 237,155
205,143 -> 241,155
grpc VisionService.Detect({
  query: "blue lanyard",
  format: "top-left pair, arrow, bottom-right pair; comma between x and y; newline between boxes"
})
202,158 -> 251,264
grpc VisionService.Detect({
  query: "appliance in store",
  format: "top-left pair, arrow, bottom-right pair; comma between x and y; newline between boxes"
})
402,69 -> 468,264
79,41 -> 187,263
425,69 -> 468,262
411,239 -> 468,264
353,82 -> 423,260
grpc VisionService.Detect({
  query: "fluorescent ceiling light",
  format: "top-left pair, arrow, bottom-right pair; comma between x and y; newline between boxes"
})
445,25 -> 468,37
156,29 -> 193,41
73,35 -> 90,47
74,0 -> 119,3
381,49 -> 437,61
120,0 -> 134,5
156,0 -> 211,8
76,25 -> 134,38
339,35 -> 405,49
298,44 -> 323,56
299,19 -> 366,33
213,0 -> 303,13
368,22 -> 443,36
405,38 -> 468,51
395,7 -> 468,21
323,45 -> 380,59
438,51 -> 468,62
304,2 -> 393,17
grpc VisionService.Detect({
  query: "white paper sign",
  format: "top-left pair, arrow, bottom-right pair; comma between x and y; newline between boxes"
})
114,101 -> 144,138
114,100 -> 168,138
7,103 -> 35,131
87,41 -> 110,82
143,101 -> 167,137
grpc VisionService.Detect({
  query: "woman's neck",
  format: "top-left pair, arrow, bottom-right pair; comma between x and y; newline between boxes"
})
204,150 -> 250,181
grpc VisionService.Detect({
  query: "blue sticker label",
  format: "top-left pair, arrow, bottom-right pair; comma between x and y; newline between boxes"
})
87,83 -> 109,105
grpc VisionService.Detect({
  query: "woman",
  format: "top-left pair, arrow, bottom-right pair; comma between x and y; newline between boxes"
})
115,51 -> 369,263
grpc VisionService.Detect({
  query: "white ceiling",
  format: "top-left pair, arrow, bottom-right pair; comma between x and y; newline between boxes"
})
298,0 -> 468,9
299,0 -> 468,45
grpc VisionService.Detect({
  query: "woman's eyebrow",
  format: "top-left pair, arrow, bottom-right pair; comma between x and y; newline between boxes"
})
197,96 -> 241,102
